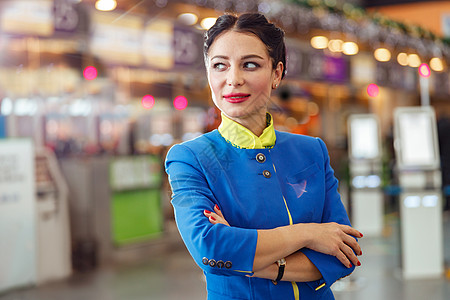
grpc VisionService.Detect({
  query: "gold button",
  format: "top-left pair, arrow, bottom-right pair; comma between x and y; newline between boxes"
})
225,261 -> 232,269
256,153 -> 266,163
208,259 -> 217,267
217,260 -> 225,268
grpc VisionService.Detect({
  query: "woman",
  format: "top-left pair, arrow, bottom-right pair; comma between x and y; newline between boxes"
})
165,13 -> 363,300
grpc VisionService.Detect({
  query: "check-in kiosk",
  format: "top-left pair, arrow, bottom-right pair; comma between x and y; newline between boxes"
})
35,147 -> 71,284
347,114 -> 384,236
393,106 -> 443,279
0,139 -> 37,293
59,156 -> 111,270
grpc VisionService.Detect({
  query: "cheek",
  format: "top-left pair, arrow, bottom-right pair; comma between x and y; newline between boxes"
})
251,75 -> 272,98
208,74 -> 222,95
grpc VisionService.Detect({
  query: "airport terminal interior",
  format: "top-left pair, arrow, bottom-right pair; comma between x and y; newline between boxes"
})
1,0 -> 450,299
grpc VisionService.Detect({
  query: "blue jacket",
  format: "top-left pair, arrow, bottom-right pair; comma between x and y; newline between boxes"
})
165,129 -> 354,300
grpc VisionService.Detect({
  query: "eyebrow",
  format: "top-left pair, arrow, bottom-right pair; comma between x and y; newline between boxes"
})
210,54 -> 266,61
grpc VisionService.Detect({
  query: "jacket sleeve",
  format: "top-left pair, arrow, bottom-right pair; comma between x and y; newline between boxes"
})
165,143 -> 258,276
301,138 -> 356,291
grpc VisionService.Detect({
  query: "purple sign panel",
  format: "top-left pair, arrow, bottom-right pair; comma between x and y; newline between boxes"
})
308,53 -> 348,83
323,55 -> 348,82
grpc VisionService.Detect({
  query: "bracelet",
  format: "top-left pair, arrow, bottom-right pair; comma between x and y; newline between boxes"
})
271,258 -> 286,285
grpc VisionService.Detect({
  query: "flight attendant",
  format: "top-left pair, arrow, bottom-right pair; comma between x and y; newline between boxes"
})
165,13 -> 363,300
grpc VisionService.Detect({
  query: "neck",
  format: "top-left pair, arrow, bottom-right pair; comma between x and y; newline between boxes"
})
228,111 -> 267,137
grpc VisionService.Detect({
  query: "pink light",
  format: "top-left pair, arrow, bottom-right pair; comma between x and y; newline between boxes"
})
367,83 -> 379,97
83,66 -> 98,80
418,63 -> 431,78
141,95 -> 155,109
173,95 -> 188,110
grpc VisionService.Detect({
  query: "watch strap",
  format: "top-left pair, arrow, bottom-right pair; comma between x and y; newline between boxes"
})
272,258 -> 286,285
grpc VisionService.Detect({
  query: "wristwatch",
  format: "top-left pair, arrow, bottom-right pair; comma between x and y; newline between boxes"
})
272,258 -> 286,285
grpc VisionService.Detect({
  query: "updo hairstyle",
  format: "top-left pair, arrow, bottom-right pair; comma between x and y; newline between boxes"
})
203,13 -> 286,79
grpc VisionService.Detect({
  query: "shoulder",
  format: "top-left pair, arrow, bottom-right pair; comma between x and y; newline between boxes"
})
165,130 -> 224,162
274,130 -> 329,159
275,130 -> 323,147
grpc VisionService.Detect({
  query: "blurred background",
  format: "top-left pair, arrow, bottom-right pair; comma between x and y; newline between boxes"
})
0,0 -> 450,299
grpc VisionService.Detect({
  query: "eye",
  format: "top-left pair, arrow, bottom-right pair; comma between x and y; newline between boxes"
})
213,63 -> 227,71
244,62 -> 260,69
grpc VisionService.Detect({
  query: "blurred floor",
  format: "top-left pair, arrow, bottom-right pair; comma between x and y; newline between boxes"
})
1,212 -> 449,300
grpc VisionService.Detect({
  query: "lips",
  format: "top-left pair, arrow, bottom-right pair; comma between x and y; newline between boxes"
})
223,93 -> 251,103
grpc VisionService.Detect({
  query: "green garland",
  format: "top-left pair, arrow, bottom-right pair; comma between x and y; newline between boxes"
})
286,0 -> 446,45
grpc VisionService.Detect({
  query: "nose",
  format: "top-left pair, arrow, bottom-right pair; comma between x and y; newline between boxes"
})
226,67 -> 244,86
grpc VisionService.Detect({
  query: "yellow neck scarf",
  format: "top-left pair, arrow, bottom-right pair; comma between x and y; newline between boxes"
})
218,113 -> 276,149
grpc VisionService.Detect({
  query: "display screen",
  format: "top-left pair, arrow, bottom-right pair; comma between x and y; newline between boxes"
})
349,116 -> 380,160
397,111 -> 436,167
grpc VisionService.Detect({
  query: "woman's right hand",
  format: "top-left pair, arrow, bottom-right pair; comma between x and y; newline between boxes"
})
304,222 -> 363,268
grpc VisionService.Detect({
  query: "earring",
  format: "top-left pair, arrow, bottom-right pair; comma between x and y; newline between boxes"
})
273,83 -> 278,89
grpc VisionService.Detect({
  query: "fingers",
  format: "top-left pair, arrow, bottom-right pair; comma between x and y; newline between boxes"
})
203,210 -> 218,224
203,206 -> 230,226
337,227 -> 362,265
340,225 -> 363,256
339,226 -> 363,267
335,249 -> 352,268
342,233 -> 362,256
214,204 -> 225,219
340,224 -> 364,239
340,243 -> 361,267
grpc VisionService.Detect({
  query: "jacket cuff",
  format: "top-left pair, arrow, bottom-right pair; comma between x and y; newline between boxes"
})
301,248 -> 355,291
190,224 -> 258,276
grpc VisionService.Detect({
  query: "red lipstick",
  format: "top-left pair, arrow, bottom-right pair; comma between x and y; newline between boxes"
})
223,93 -> 251,103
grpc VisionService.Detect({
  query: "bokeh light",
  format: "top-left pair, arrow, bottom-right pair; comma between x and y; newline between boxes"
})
95,0 -> 117,11
200,17 -> 217,30
367,83 -> 379,97
311,36 -> 328,49
408,54 -> 421,67
83,66 -> 98,80
141,95 -> 155,109
430,57 -> 444,72
374,48 -> 391,62
418,63 -> 431,78
342,42 -> 359,55
178,13 -> 198,26
328,39 -> 343,53
173,95 -> 188,110
397,52 -> 408,66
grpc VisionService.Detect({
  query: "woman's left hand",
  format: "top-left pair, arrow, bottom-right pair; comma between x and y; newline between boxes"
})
204,205 -> 230,226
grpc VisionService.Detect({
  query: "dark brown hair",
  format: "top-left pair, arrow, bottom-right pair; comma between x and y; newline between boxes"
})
204,13 -> 286,79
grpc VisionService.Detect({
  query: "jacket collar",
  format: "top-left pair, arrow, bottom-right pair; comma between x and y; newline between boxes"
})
218,112 -> 276,149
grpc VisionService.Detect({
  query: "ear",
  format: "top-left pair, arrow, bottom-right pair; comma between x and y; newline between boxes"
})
273,61 -> 284,88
